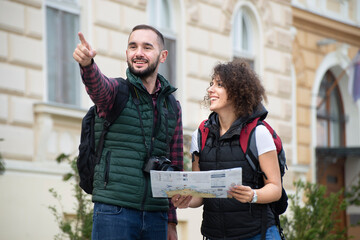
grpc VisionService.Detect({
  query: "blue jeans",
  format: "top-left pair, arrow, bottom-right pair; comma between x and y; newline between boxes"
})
244,225 -> 281,240
204,225 -> 281,240
92,202 -> 168,240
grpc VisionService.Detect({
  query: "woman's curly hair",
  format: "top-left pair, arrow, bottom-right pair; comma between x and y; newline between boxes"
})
205,59 -> 267,117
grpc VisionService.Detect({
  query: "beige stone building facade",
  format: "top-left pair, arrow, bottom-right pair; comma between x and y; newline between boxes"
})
292,0 -> 360,237
0,0 -> 359,239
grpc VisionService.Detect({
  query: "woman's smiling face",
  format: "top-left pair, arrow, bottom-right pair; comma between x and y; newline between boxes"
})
207,75 -> 234,114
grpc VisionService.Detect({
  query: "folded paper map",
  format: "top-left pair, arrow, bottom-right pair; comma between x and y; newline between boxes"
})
150,167 -> 242,198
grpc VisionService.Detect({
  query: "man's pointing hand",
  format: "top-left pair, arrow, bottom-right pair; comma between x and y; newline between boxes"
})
73,32 -> 97,67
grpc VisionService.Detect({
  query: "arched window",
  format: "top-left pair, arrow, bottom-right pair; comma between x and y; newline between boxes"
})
148,0 -> 177,87
316,70 -> 346,147
232,7 -> 256,69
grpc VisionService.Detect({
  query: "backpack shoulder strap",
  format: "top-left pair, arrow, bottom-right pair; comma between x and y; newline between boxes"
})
166,94 -> 180,121
240,117 -> 261,154
106,77 -> 130,123
95,78 -> 130,161
199,119 -> 209,152
240,117 -> 264,175
261,120 -> 282,154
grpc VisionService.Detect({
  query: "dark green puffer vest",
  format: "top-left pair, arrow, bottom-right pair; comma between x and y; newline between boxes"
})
92,69 -> 178,211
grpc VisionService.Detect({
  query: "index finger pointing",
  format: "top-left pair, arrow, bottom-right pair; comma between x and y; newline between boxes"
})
78,32 -> 88,46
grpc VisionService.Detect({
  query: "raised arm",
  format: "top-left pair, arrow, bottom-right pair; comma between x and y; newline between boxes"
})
73,32 -> 118,118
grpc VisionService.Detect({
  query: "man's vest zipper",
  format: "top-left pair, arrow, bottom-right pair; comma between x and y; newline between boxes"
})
104,151 -> 111,188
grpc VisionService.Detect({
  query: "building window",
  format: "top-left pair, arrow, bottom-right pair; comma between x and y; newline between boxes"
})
46,0 -> 80,106
148,0 -> 177,87
316,70 -> 345,147
232,8 -> 255,69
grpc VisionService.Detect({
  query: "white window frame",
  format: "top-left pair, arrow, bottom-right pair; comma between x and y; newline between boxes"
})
232,7 -> 257,70
233,9 -> 254,59
148,0 -> 177,87
46,0 -> 79,15
45,0 -> 80,106
150,0 -> 174,32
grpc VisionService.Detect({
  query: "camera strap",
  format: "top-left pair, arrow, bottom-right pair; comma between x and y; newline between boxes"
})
129,85 -> 151,158
130,85 -> 173,162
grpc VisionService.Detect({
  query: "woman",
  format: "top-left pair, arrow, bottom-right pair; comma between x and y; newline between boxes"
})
172,60 -> 282,240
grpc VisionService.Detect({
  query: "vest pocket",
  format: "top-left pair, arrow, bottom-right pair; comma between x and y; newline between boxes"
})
104,151 -> 111,188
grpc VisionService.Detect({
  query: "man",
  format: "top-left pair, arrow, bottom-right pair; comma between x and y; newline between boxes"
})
73,24 -> 183,240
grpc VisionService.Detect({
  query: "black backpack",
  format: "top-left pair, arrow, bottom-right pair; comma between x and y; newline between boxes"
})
77,78 -> 129,194
198,117 -> 288,240
77,78 -> 179,194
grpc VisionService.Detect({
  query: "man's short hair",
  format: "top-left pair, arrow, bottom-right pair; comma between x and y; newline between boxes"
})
131,24 -> 165,49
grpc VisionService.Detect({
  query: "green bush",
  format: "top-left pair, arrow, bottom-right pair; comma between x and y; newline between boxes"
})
345,176 -> 360,210
48,154 -> 93,240
183,151 -> 192,171
345,175 -> 360,226
280,180 -> 348,240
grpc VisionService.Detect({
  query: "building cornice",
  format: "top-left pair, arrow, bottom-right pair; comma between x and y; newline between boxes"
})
292,6 -> 360,47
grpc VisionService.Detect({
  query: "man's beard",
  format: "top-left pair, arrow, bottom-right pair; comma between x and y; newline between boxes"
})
127,56 -> 160,79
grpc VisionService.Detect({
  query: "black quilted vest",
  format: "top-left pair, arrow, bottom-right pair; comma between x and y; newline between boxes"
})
199,108 -> 275,239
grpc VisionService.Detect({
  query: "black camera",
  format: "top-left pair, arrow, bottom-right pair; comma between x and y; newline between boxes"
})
143,156 -> 179,173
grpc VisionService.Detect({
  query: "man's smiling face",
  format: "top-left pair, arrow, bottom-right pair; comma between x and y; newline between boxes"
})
126,29 -> 166,79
